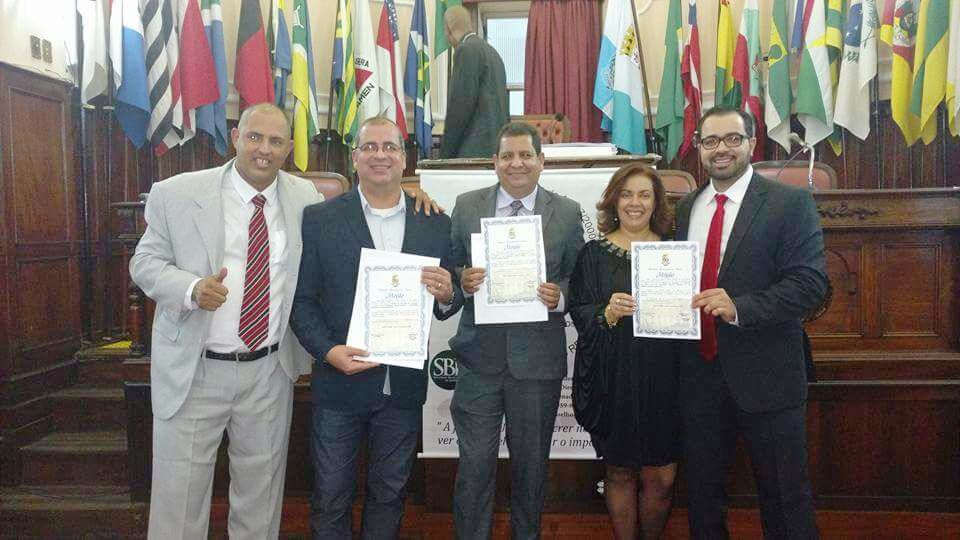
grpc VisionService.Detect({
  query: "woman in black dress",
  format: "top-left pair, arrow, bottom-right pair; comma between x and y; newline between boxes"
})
569,163 -> 680,539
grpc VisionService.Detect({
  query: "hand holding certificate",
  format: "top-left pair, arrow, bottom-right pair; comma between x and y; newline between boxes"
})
631,241 -> 701,339
346,248 -> 441,369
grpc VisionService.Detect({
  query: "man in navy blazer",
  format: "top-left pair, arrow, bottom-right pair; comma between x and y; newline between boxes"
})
291,117 -> 462,539
675,107 -> 829,539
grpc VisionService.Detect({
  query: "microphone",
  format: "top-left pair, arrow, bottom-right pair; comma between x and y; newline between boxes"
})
789,132 -> 811,150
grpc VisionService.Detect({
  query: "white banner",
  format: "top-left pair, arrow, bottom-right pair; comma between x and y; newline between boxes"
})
419,167 -> 620,459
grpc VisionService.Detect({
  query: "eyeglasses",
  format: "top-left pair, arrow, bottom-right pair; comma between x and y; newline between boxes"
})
697,133 -> 748,150
355,141 -> 404,155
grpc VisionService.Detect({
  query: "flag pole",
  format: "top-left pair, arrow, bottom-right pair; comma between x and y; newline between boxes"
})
627,0 -> 658,156
322,0 -> 341,171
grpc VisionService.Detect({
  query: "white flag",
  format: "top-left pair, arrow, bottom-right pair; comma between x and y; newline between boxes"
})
353,0 -> 383,123
834,0 -> 878,140
79,0 -> 109,103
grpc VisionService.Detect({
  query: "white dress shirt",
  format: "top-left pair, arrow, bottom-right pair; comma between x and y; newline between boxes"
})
493,186 -> 565,313
687,165 -> 753,324
186,166 -> 288,353
357,187 -> 407,396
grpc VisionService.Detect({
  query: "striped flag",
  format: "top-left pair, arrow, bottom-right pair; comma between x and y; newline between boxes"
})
765,0 -> 792,151
404,0 -> 432,157
679,0 -> 702,158
593,0 -> 647,154
715,0 -> 737,107
882,0 -> 923,145
354,0 -> 383,123
655,0 -> 685,163
791,0 -> 810,53
376,0 -> 408,138
235,0 -> 275,110
795,0 -> 834,146
824,0 -> 845,154
79,0 -> 109,104
176,0 -> 219,145
291,0 -> 318,171
910,0 -> 949,144
433,0 -> 462,58
946,0 -> 960,135
333,0 -> 359,143
834,0 -> 878,140
140,0 -> 182,155
733,0 -> 764,160
268,0 -> 291,107
110,0 -> 150,148
196,0 -> 229,155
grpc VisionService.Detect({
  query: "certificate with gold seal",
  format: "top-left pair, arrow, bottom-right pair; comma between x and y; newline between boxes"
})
346,248 -> 440,369
480,215 -> 546,307
631,241 -> 701,339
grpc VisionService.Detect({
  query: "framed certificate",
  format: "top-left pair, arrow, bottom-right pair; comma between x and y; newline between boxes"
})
480,215 -> 547,307
631,241 -> 701,339
346,248 -> 440,369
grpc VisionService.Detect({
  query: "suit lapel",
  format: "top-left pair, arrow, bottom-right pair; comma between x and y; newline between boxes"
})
481,184 -> 499,219
533,186 -> 554,230
718,174 -> 768,282
276,174 -> 302,251
191,162 -> 229,273
676,184 -> 708,241
342,189 -> 376,249
401,194 -> 423,253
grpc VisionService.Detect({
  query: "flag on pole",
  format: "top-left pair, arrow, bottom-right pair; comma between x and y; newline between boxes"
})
404,0 -> 432,157
715,0 -> 738,107
946,0 -> 960,135
110,0 -> 150,148
377,0 -> 408,138
291,0 -> 318,171
333,0 -> 359,143
79,0 -> 109,104
795,0 -> 834,146
824,0 -> 845,154
910,0 -> 949,144
236,0 -> 275,110
141,0 -> 182,155
196,0 -> 229,155
433,0 -> 462,58
593,0 -> 648,154
732,0 -> 764,160
177,0 -> 219,145
882,0 -> 923,145
680,0 -> 702,158
834,0 -> 878,140
791,0 -> 811,52
656,0 -> 685,163
354,0 -> 383,123
268,0 -> 291,107
765,0 -> 793,151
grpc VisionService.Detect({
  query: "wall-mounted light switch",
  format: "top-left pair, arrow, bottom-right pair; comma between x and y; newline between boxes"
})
41,40 -> 52,63
30,36 -> 41,59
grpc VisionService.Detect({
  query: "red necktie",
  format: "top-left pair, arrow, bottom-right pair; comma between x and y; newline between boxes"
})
239,194 -> 270,350
699,194 -> 727,361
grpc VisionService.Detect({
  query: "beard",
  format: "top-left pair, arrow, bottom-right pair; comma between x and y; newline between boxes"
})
704,153 -> 750,182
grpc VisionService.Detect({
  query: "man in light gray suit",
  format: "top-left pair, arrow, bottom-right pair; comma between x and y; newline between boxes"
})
448,122 -> 584,539
130,103 -> 319,539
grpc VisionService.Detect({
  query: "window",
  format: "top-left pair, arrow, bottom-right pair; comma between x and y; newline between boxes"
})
483,14 -> 527,116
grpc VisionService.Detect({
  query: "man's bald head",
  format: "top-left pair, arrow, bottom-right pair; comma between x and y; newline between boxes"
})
443,6 -> 473,47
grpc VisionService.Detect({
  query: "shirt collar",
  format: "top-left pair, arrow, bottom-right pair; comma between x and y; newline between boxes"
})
358,185 -> 406,218
230,164 -> 279,206
497,185 -> 538,213
706,164 -> 752,206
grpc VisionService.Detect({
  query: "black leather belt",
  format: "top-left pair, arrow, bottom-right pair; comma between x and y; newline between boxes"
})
204,343 -> 279,362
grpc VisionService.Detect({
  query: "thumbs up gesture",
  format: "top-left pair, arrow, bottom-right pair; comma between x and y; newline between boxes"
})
193,267 -> 229,311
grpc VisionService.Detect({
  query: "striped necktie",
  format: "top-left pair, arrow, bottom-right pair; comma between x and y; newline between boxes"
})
239,194 -> 270,350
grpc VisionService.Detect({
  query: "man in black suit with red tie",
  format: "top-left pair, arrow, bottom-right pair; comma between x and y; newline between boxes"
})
674,106 -> 829,539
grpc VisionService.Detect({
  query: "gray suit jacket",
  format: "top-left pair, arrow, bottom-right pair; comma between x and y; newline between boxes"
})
448,184 -> 584,380
130,160 -> 321,419
439,34 -> 509,159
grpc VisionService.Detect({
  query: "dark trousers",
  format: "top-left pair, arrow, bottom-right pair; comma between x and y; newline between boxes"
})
450,365 -> 563,540
309,395 -> 420,540
681,360 -> 818,540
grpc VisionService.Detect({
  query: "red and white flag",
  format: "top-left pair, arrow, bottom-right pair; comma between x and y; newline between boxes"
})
376,0 -> 408,137
176,0 -> 219,143
679,0 -> 701,158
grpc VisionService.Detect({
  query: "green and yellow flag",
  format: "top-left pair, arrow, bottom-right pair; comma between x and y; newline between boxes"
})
910,0 -> 949,144
825,0 -> 845,155
656,0 -> 685,163
433,0 -> 462,58
715,0 -> 738,107
332,0 -> 358,143
291,0 -> 319,171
